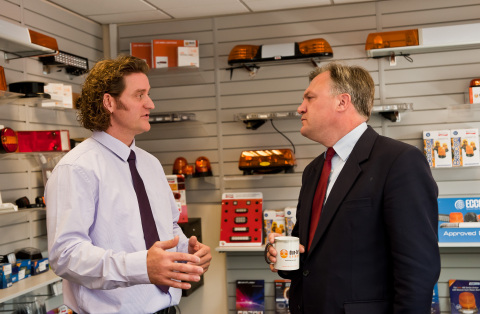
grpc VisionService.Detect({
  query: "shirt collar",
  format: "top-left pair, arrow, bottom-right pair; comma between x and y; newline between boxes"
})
332,122 -> 367,162
91,131 -> 136,162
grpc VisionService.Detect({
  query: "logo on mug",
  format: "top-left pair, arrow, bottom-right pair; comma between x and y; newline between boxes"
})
280,249 -> 288,259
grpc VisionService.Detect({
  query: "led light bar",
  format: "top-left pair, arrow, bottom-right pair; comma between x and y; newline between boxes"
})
149,112 -> 196,123
235,111 -> 300,121
40,51 -> 89,76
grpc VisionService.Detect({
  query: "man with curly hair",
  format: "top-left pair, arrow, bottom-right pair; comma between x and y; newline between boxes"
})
46,55 -> 211,314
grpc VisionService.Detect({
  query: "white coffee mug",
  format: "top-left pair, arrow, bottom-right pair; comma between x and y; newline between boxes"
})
271,236 -> 300,271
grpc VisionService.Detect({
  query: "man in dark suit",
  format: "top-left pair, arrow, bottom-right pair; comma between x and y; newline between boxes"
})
266,62 -> 440,313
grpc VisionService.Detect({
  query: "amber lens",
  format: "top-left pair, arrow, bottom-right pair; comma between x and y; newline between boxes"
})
298,38 -> 333,55
1,128 -> 18,153
194,156 -> 212,177
470,79 -> 480,87
459,291 -> 476,309
228,45 -> 260,63
450,212 -> 464,223
365,29 -> 419,50
173,157 -> 188,175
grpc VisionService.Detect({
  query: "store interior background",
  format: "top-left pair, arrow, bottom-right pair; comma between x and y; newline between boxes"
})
1,0 -> 480,313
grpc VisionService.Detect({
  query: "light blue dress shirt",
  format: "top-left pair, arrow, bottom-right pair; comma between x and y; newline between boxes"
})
46,131 -> 188,313
325,122 -> 368,200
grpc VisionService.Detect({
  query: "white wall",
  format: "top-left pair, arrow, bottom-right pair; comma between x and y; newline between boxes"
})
1,0 -> 480,313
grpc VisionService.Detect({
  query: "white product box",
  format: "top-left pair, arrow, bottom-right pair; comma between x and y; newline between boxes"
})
284,207 -> 297,236
43,83 -> 64,108
43,83 -> 73,108
451,129 -> 480,167
178,46 -> 199,67
423,130 -> 453,168
62,84 -> 73,108
470,86 -> 480,104
264,209 -> 286,243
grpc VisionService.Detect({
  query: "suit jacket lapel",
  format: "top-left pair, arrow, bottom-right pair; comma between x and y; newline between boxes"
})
299,157 -> 324,247
307,126 -> 378,255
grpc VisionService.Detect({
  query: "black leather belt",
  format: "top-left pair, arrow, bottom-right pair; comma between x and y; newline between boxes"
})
154,306 -> 176,314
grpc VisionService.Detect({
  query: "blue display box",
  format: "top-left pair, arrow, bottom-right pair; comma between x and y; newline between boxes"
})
438,197 -> 480,243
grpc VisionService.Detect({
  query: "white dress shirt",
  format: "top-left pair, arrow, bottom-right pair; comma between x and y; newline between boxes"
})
46,131 -> 188,313
326,122 -> 368,200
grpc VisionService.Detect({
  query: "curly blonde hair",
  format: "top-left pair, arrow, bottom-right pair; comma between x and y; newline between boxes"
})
76,55 -> 149,131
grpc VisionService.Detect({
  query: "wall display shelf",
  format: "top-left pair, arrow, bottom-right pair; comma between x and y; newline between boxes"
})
439,242 -> 480,248
372,103 -> 412,122
216,242 -> 479,253
0,91 -> 73,110
235,103 -> 412,127
148,66 -> 199,76
0,91 -> 24,105
227,57 -> 323,79
0,207 -> 45,216
216,245 -> 265,253
223,175 -> 264,181
0,269 -> 60,304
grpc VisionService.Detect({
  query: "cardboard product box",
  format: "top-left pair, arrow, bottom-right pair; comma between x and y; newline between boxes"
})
437,197 -> 480,243
432,283 -> 440,314
275,279 -> 291,314
151,39 -> 198,68
284,207 -> 297,236
31,258 -> 49,275
264,209 -> 286,243
449,279 -> 480,313
44,83 -> 64,108
236,280 -> 265,314
165,174 -> 188,223
423,130 -> 453,168
177,46 -> 199,67
470,86 -> 480,104
130,42 -> 152,68
62,84 -> 73,109
13,259 -> 31,282
451,129 -> 480,167
0,263 -> 12,289
43,83 -> 73,109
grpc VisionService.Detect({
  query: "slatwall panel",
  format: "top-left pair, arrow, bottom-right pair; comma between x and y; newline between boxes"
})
117,0 -> 480,313
0,1 -> 102,309
0,0 -> 479,313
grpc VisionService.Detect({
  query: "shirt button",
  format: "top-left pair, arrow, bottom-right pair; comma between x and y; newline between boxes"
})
303,270 -> 310,277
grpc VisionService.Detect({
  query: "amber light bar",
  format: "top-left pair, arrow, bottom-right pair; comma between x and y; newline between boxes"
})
239,149 -> 296,175
228,38 -> 333,65
365,23 -> 480,58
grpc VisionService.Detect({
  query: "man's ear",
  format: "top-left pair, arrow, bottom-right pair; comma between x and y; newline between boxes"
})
103,93 -> 114,113
336,93 -> 351,113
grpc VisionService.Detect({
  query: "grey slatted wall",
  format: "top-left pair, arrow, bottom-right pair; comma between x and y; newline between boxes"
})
1,0 -> 480,313
0,0 -> 101,272
118,0 -> 480,313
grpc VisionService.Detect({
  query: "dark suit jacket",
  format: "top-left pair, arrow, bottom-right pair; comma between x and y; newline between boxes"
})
279,126 -> 440,314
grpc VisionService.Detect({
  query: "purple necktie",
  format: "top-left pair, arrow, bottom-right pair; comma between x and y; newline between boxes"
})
128,150 -> 169,294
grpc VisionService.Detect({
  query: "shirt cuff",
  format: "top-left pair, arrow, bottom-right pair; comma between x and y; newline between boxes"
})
125,250 -> 150,285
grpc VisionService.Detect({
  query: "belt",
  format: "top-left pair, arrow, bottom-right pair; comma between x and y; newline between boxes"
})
154,306 -> 176,314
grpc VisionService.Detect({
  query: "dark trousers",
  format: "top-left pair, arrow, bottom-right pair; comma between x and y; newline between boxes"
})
154,306 -> 176,314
